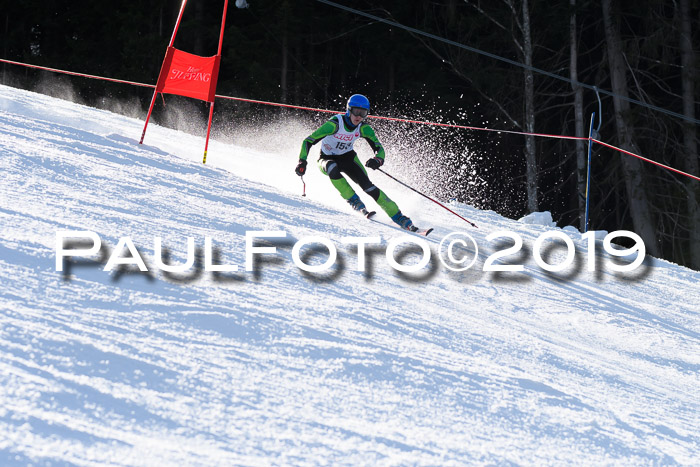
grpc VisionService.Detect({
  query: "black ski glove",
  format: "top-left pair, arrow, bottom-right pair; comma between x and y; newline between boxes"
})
365,157 -> 384,170
295,159 -> 307,176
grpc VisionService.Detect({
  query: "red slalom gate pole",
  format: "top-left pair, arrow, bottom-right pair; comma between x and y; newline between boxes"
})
377,168 -> 478,228
202,0 -> 229,164
140,0 -> 189,145
139,86 -> 159,145
203,101 -> 215,164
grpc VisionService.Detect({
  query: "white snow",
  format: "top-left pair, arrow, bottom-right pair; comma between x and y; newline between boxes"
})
518,211 -> 556,228
1,84 -> 699,465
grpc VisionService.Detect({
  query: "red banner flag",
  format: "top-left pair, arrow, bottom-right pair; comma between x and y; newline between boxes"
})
156,47 -> 221,103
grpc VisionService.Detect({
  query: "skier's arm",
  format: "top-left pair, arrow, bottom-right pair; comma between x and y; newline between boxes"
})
299,119 -> 339,160
360,124 -> 386,161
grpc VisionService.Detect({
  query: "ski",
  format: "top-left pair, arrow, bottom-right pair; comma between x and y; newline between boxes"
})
365,214 -> 431,235
410,226 -> 433,236
360,208 -> 376,219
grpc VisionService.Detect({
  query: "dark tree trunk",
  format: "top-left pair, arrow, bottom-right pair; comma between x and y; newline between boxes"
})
522,0 -> 538,213
602,0 -> 660,256
569,0 -> 587,231
679,0 -> 700,269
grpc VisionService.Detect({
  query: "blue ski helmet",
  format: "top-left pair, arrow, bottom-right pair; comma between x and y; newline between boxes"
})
346,94 -> 370,117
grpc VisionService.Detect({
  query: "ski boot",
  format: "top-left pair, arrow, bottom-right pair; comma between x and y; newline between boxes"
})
391,211 -> 417,231
347,194 -> 366,211
347,194 -> 375,218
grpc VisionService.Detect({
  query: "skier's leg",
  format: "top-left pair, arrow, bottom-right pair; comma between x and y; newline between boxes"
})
319,158 -> 366,211
345,156 -> 413,228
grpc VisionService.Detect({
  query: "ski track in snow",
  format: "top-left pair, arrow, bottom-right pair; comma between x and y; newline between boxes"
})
1,85 -> 699,465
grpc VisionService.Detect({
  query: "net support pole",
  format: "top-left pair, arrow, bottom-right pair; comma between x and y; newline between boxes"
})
140,0 -> 189,144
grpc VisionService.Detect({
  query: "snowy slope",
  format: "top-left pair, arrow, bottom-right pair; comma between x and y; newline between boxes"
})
1,84 -> 699,466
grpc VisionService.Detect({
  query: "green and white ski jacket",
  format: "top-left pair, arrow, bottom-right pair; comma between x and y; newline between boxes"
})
299,114 -> 386,161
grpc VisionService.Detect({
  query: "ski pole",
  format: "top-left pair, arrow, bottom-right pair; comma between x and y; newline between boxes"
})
301,176 -> 306,197
377,168 -> 478,228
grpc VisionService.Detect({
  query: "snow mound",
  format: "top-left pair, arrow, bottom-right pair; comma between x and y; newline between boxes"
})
518,211 -> 556,227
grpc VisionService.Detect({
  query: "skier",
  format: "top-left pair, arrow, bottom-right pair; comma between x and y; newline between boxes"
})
294,94 -> 418,231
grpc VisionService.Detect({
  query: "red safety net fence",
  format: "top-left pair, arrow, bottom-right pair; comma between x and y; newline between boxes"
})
0,57 -> 698,182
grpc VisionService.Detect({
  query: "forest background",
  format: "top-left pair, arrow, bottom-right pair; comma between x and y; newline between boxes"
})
1,0 -> 699,270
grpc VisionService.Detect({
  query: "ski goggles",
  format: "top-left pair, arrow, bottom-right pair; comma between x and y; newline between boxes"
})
349,107 -> 369,118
